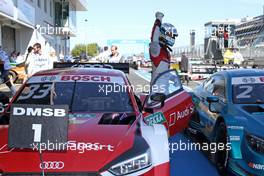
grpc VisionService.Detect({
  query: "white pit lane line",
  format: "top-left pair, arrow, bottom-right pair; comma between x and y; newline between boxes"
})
134,70 -> 151,82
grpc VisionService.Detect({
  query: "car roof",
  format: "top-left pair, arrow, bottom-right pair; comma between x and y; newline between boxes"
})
217,69 -> 264,78
34,68 -> 126,77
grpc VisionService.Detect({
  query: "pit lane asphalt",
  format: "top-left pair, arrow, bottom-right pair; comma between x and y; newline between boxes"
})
0,69 -> 219,176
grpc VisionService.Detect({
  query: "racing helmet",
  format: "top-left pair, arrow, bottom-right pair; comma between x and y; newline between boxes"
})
160,23 -> 178,47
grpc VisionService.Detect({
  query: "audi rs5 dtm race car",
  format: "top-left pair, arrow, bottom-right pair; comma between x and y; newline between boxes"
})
0,63 -> 194,176
189,69 -> 264,176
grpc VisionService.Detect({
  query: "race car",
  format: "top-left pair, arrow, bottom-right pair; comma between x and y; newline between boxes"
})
189,69 -> 264,176
0,63 -> 193,175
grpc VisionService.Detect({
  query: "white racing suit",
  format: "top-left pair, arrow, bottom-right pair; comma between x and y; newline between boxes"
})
149,17 -> 171,94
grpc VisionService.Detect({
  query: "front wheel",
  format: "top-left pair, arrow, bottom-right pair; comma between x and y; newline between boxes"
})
212,122 -> 229,175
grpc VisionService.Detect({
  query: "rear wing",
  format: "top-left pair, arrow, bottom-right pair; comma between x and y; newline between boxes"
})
53,62 -> 129,74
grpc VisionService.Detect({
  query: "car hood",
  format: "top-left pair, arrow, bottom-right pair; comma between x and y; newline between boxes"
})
0,113 -> 140,173
237,104 -> 264,134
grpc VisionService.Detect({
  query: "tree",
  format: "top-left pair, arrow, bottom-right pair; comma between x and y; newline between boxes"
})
71,43 -> 99,57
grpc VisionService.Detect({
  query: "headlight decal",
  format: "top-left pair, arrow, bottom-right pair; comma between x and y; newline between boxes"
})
99,135 -> 150,173
246,133 -> 264,154
109,150 -> 151,175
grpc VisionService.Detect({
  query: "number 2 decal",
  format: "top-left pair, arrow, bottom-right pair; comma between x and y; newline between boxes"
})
32,124 -> 42,142
236,85 -> 253,99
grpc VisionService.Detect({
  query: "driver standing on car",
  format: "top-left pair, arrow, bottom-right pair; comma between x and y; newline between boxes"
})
149,12 -> 178,87
0,46 -> 16,96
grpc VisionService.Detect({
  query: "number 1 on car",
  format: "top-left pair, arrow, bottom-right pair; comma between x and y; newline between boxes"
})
32,124 -> 42,142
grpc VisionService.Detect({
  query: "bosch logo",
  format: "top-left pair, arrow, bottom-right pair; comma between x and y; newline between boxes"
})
40,161 -> 64,170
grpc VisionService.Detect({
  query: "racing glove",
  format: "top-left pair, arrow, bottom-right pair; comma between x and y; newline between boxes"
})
155,12 -> 164,21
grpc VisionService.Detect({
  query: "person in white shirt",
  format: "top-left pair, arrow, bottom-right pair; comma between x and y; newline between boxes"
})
26,43 -> 52,76
109,45 -> 122,63
49,49 -> 58,68
95,46 -> 110,63
0,46 -> 16,95
233,49 -> 244,67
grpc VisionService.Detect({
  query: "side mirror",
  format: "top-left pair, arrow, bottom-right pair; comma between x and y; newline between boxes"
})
206,96 -> 219,113
206,96 -> 219,103
150,93 -> 166,103
144,93 -> 166,114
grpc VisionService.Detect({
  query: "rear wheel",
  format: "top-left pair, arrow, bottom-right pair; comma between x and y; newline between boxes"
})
212,122 -> 229,175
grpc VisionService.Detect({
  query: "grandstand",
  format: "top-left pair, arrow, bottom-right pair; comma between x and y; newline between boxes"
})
236,15 -> 264,65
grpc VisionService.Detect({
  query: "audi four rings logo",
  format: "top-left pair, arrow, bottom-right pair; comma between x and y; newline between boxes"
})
40,161 -> 64,170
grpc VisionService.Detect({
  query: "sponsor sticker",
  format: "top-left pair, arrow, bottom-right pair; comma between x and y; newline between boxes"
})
144,112 -> 166,126
229,136 -> 240,141
169,105 -> 194,127
69,114 -> 97,118
28,75 -> 125,84
227,126 -> 244,130
232,77 -> 264,85
8,104 -> 69,149
248,162 -> 264,171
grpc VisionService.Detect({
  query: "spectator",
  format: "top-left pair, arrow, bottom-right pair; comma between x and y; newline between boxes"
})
109,45 -> 122,63
233,49 -> 244,68
95,46 -> 110,63
26,43 -> 52,76
180,52 -> 189,85
59,52 -> 64,62
79,51 -> 86,61
49,49 -> 58,67
0,46 -> 16,95
10,51 -> 17,63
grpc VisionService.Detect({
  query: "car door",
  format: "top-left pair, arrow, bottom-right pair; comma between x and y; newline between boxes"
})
143,70 -> 194,136
196,75 -> 227,138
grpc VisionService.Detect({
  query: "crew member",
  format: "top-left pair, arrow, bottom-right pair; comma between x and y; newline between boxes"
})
0,46 -> 16,96
26,43 -> 52,76
109,45 -> 122,63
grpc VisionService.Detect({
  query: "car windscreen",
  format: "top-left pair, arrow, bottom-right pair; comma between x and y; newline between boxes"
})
232,77 -> 264,104
14,82 -> 134,113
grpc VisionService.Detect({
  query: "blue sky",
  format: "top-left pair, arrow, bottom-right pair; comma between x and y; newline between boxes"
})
71,0 -> 263,54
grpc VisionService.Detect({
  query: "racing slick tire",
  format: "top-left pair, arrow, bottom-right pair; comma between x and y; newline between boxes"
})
212,122 -> 229,176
